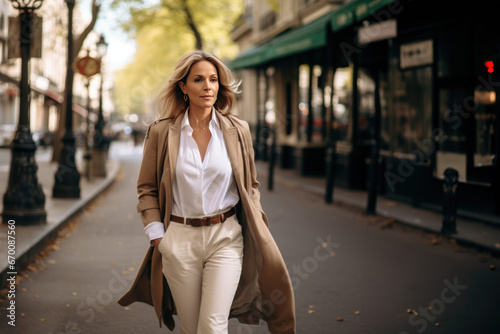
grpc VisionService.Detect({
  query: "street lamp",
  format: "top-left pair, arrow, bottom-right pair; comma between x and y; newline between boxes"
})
53,0 -> 80,198
91,34 -> 108,178
2,0 -> 46,224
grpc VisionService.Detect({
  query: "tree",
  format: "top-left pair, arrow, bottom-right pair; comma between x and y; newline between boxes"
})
52,0 -> 101,163
110,0 -> 243,119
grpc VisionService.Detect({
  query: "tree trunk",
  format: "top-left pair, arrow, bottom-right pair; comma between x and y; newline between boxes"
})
181,0 -> 203,50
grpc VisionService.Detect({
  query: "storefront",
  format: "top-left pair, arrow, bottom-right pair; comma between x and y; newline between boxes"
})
230,0 -> 500,219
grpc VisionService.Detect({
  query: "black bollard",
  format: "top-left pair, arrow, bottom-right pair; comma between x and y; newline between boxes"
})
268,127 -> 276,191
324,143 -> 336,203
441,168 -> 459,234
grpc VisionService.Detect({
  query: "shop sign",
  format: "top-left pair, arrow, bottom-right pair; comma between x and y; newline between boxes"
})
357,19 -> 397,44
400,40 -> 433,69
74,56 -> 101,77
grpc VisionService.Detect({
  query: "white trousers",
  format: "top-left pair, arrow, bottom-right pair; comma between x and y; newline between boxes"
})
158,215 -> 244,334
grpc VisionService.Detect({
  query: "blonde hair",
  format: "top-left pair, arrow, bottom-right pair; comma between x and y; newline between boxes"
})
156,50 -> 240,120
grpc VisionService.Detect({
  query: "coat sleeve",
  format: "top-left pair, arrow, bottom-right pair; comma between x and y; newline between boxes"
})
137,123 -> 162,226
241,121 -> 270,227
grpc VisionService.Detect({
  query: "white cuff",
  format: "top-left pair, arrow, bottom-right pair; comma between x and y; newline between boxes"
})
143,222 -> 165,241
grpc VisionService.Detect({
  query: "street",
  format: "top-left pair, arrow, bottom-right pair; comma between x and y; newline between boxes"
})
0,142 -> 499,334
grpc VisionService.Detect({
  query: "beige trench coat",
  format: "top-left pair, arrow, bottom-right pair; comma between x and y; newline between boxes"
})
118,110 -> 296,333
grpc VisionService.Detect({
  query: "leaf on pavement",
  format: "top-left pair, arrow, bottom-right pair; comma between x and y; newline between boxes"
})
435,323 -> 440,327
407,308 -> 418,315
40,318 -> 46,322
336,317 -> 346,322
354,310 -> 360,315
430,238 -> 441,245
379,219 -> 395,230
489,264 -> 496,271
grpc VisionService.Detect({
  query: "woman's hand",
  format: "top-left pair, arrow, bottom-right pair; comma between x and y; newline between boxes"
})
151,238 -> 162,247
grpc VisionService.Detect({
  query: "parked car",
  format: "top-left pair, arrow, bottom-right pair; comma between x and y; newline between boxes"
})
0,124 -> 16,147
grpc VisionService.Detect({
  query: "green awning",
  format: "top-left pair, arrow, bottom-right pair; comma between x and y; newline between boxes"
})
229,12 -> 334,70
230,0 -> 395,70
331,1 -> 357,31
228,43 -> 271,70
267,12 -> 333,60
354,0 -> 394,21
331,0 -> 394,31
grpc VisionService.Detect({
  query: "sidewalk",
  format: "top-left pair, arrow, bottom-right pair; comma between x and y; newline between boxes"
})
256,161 -> 500,256
0,146 -> 120,290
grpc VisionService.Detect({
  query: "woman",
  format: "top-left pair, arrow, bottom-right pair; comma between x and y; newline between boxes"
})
118,51 -> 296,334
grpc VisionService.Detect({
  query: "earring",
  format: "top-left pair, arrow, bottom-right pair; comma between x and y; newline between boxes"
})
184,94 -> 188,101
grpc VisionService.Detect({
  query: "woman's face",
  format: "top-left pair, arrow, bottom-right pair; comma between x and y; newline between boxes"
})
179,60 -> 219,112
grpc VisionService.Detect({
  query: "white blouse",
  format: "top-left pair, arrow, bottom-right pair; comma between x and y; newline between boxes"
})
143,108 -> 239,241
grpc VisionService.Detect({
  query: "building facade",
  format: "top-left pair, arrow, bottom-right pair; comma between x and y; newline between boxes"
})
0,0 -> 110,146
231,0 -> 500,222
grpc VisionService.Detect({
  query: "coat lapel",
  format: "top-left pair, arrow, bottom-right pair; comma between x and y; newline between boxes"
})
217,112 -> 241,182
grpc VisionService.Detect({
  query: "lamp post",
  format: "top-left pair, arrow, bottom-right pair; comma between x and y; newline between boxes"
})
53,0 -> 80,198
91,34 -> 108,178
2,0 -> 46,224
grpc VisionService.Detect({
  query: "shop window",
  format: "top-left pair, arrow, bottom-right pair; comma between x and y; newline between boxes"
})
435,87 -> 469,182
473,90 -> 496,167
358,68 -> 376,145
298,64 -> 324,142
383,44 -> 432,154
332,67 -> 352,142
298,64 -> 309,141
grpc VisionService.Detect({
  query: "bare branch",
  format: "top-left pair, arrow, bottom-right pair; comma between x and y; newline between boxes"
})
181,0 -> 203,50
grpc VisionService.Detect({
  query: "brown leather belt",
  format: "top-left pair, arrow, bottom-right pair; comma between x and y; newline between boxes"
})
170,207 -> 236,227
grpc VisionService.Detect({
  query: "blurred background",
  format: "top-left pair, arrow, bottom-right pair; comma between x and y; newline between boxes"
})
0,0 -> 500,333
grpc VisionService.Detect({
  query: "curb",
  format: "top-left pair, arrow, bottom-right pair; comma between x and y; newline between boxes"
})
0,160 -> 121,291
258,165 -> 500,257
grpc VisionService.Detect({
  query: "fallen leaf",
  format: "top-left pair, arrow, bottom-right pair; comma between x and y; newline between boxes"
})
308,305 -> 315,309
336,317 -> 345,322
380,219 -> 395,230
435,323 -> 440,327
407,308 -> 418,315
124,307 -> 131,311
354,310 -> 360,315
40,318 -> 46,322
430,238 -> 441,245
21,313 -> 25,317
307,310 -> 316,314
489,265 -> 496,271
